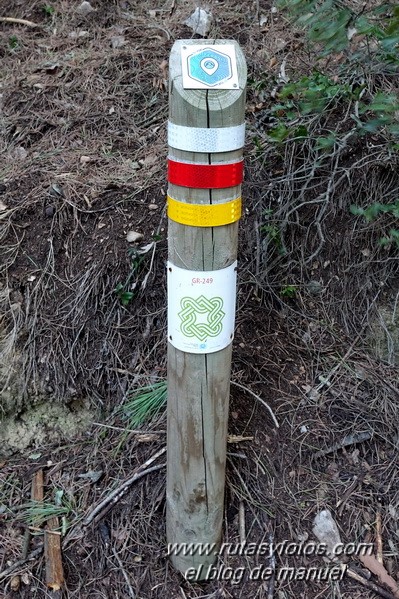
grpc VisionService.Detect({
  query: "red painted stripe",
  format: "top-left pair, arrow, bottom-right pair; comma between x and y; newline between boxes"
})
168,159 -> 243,189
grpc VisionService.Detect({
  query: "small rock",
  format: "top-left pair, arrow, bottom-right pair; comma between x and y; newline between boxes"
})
184,7 -> 213,36
306,280 -> 323,295
313,509 -> 341,558
126,231 -> 143,243
80,155 -> 91,164
111,35 -> 125,49
69,29 -> 89,38
49,183 -> 65,198
148,204 -> 158,210
307,388 -> 320,402
10,576 -> 20,592
77,469 -> 103,483
77,1 -> 95,16
45,205 -> 55,217
300,425 -> 308,434
0,200 -> 8,211
12,146 -> 28,160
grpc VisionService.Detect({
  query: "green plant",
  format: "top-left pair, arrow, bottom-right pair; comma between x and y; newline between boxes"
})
264,72 -> 359,147
43,3 -> 55,16
351,200 -> 399,247
262,223 -> 286,254
264,0 -> 399,261
18,500 -> 69,528
277,72 -> 354,115
280,285 -> 297,298
114,283 -> 134,306
9,35 -> 19,50
272,1 -> 399,143
261,210 -> 286,254
122,380 -> 167,428
114,248 -> 144,306
277,0 -> 399,60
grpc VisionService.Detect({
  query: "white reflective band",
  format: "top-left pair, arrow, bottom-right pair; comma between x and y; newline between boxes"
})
168,122 -> 245,153
167,261 -> 237,354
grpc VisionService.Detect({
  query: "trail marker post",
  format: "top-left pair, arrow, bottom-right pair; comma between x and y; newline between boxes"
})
166,39 -> 247,579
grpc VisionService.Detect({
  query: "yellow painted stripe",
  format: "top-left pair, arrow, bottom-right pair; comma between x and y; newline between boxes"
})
167,196 -> 242,227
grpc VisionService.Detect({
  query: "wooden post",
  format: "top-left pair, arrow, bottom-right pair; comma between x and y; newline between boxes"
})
166,40 -> 247,579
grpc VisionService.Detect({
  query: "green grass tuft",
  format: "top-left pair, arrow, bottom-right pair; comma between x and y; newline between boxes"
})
122,381 -> 167,428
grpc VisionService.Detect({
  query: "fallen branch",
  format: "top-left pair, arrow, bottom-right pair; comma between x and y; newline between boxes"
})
347,566 -> 399,599
314,431 -> 372,459
0,17 -> 38,27
359,554 -> 399,598
231,381 -> 279,428
376,509 -> 383,564
45,515 -> 64,591
63,447 -> 166,547
0,547 -> 43,583
267,531 -> 276,599
83,446 -> 166,526
238,501 -> 246,545
111,548 -> 136,598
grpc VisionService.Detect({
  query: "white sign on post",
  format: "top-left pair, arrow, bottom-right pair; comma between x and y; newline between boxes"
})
181,44 -> 239,90
167,261 -> 237,354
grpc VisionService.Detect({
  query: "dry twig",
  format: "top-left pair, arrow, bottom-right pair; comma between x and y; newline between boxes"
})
63,447 -> 166,547
347,566 -> 399,599
231,381 -> 279,428
0,17 -> 38,27
0,548 -> 43,583
376,510 -> 383,565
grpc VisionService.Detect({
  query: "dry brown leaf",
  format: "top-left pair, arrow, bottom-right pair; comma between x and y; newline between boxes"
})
359,553 -> 399,598
10,576 -> 20,591
160,59 -> 168,79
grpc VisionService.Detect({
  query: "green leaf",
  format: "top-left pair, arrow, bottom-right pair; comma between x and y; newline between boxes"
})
369,93 -> 398,113
120,291 -> 134,306
267,123 -> 290,142
29,453 -> 42,460
280,285 -> 297,298
315,134 -> 336,150
293,125 -> 308,138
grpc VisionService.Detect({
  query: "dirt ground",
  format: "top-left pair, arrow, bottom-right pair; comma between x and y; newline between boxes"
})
1,0 -> 399,597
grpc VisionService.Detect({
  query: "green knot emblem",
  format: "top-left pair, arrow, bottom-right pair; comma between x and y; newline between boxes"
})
178,296 -> 225,341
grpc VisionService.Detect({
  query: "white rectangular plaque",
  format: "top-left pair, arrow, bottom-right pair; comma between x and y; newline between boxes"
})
167,261 -> 237,354
181,44 -> 239,90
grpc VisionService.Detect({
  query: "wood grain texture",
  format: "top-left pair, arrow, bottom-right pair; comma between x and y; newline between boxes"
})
166,39 -> 246,577
45,517 -> 64,591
